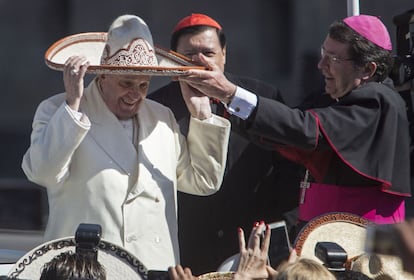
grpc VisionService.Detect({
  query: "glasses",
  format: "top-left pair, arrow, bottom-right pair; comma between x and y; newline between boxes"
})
320,47 -> 353,64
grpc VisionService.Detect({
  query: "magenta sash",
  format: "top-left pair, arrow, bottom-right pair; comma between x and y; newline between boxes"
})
298,182 -> 405,224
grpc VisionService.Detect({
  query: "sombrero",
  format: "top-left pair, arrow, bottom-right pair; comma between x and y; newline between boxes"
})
294,212 -> 370,265
294,212 -> 414,279
45,15 -> 205,76
7,224 -> 147,280
350,253 -> 414,280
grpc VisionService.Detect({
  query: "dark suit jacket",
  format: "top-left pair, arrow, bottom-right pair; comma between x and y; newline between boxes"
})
149,73 -> 303,274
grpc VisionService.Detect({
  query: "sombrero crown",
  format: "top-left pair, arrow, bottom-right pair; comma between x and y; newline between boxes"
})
100,14 -> 158,67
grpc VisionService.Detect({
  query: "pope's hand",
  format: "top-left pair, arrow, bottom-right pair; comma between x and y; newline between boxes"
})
63,56 -> 89,111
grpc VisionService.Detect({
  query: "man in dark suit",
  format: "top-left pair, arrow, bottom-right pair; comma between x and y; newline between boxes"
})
149,13 -> 303,274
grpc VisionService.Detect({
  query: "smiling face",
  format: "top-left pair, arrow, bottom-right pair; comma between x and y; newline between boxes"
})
317,36 -> 367,99
98,74 -> 151,120
176,28 -> 226,72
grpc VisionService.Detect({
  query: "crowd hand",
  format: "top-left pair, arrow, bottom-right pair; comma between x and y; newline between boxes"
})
233,221 -> 270,280
63,55 -> 90,111
168,265 -> 198,280
178,56 -> 237,105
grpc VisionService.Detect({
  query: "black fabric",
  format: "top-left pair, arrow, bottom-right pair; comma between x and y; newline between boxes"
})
149,74 -> 303,274
245,79 -> 411,196
397,89 -> 414,176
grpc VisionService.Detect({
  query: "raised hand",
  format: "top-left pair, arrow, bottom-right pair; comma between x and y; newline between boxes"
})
63,56 -> 89,111
168,265 -> 198,280
178,56 -> 237,104
179,80 -> 212,120
233,221 -> 270,280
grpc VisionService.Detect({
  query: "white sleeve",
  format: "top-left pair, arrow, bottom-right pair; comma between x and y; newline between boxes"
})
65,103 -> 91,127
22,101 -> 90,187
225,86 -> 257,120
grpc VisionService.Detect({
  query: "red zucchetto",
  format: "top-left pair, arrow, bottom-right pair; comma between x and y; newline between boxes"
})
173,13 -> 222,34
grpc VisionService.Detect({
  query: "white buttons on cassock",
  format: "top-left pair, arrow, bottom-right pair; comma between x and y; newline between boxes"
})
126,234 -> 137,243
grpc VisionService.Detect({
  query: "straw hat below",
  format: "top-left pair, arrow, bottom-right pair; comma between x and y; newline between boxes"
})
7,236 -> 147,279
198,271 -> 235,280
293,212 -> 414,279
350,253 -> 414,280
294,212 -> 370,263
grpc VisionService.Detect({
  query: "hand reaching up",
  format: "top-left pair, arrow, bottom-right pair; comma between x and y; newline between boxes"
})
233,221 -> 270,280
168,265 -> 197,280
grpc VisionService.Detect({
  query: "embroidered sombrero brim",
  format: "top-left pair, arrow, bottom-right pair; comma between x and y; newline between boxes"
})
45,32 -> 206,76
294,212 -> 371,264
7,236 -> 147,280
